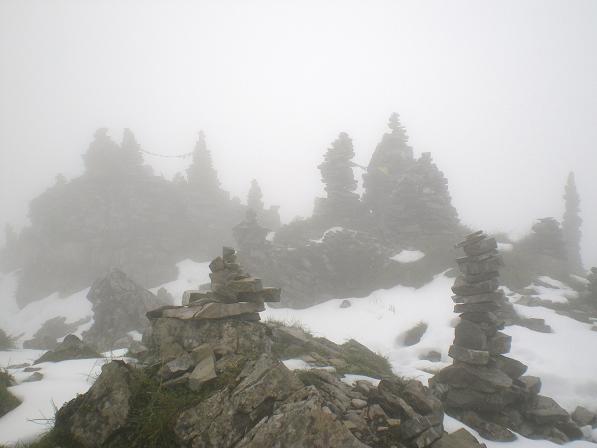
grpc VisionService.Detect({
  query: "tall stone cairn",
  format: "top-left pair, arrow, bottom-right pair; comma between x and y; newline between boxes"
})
432,231 -> 582,444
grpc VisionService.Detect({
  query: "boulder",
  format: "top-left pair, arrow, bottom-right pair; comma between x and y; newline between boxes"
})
82,269 -> 167,351
34,334 -> 100,364
448,345 -> 489,365
54,361 -> 134,447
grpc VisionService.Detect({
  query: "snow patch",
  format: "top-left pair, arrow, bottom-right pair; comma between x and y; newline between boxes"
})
150,259 -> 211,305
497,242 -> 514,252
391,250 -> 425,263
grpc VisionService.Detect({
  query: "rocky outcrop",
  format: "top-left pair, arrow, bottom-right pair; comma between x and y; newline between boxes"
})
82,268 -> 167,351
0,369 -> 21,418
23,316 -> 90,350
34,334 -> 100,364
40,248 -> 484,448
431,231 -> 582,444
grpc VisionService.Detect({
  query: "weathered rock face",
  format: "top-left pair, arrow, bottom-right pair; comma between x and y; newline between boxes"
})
82,268 -> 167,351
41,248 -> 483,448
55,360 -> 134,448
34,334 -> 100,364
23,316 -> 90,350
431,231 -> 581,444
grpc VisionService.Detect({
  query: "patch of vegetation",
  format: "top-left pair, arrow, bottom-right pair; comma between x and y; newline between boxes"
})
0,328 -> 14,350
0,369 -> 21,418
27,357 -> 248,448
337,339 -> 394,378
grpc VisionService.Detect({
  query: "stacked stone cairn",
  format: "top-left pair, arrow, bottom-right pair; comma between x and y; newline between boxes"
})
431,231 -> 582,444
150,247 -> 280,322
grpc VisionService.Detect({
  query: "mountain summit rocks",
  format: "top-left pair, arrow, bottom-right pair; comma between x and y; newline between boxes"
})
431,231 -> 582,444
42,247 -> 483,448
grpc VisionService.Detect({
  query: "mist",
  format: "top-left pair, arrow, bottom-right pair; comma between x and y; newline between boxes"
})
1,0 -> 596,265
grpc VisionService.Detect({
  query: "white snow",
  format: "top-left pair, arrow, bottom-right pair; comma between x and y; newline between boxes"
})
310,226 -> 345,243
265,273 -> 597,418
266,231 -> 276,242
571,274 -> 590,286
150,259 -> 211,305
498,242 -> 514,252
528,276 -> 579,303
282,358 -> 335,372
341,374 -> 381,387
391,250 -> 425,263
0,272 -> 93,346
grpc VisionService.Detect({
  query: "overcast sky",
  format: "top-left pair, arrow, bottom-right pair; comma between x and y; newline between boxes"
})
1,0 -> 596,267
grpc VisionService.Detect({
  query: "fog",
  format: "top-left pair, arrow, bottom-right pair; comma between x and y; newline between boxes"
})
1,0 -> 596,267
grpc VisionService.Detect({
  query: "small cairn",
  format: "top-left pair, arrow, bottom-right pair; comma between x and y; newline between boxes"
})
432,231 -> 582,444
149,247 -> 280,322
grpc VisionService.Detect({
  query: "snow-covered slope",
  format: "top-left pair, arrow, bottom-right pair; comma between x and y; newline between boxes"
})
1,262 -> 596,446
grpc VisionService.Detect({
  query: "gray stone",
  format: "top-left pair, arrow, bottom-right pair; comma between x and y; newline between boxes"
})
454,320 -> 487,350
518,376 -> 541,395
525,395 -> 570,424
432,428 -> 486,447
158,352 -> 195,380
452,276 -> 499,297
487,332 -> 511,355
159,301 -> 264,320
188,353 -> 217,391
435,363 -> 512,393
572,406 -> 597,427
22,371 -> 43,382
492,355 -> 528,379
448,344 -> 489,365
351,398 -> 367,409
54,361 -> 133,447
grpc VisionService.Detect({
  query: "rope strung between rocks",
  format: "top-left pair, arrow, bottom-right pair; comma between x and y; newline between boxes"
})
140,149 -> 193,159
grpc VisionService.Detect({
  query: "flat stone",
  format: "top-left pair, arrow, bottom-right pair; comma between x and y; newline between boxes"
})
454,301 -> 500,314
448,345 -> 489,365
182,290 -> 215,305
462,237 -> 498,257
446,388 -> 518,412
452,276 -> 499,297
518,375 -> 541,395
435,363 -> 512,393
456,254 -> 503,276
452,291 -> 505,305
488,332 -> 511,355
492,355 -> 528,379
209,256 -> 226,272
160,301 -> 265,320
460,311 -> 504,328
525,395 -> 570,424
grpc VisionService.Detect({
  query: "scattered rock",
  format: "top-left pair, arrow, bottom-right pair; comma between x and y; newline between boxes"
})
572,406 -> 597,427
34,334 -> 101,364
22,371 -> 44,382
340,299 -> 352,308
401,322 -> 428,346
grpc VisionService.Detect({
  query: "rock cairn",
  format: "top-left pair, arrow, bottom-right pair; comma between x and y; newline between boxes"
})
432,231 -> 582,444
149,246 -> 280,322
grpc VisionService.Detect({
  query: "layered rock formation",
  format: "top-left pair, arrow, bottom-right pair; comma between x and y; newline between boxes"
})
41,248 -> 484,448
82,268 -> 167,351
34,334 -> 100,364
432,231 -> 582,444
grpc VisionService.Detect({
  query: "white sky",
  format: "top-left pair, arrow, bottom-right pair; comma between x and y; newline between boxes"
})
1,0 -> 596,267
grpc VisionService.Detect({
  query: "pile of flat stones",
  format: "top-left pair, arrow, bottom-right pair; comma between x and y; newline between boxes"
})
431,231 -> 583,444
149,247 -> 280,322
